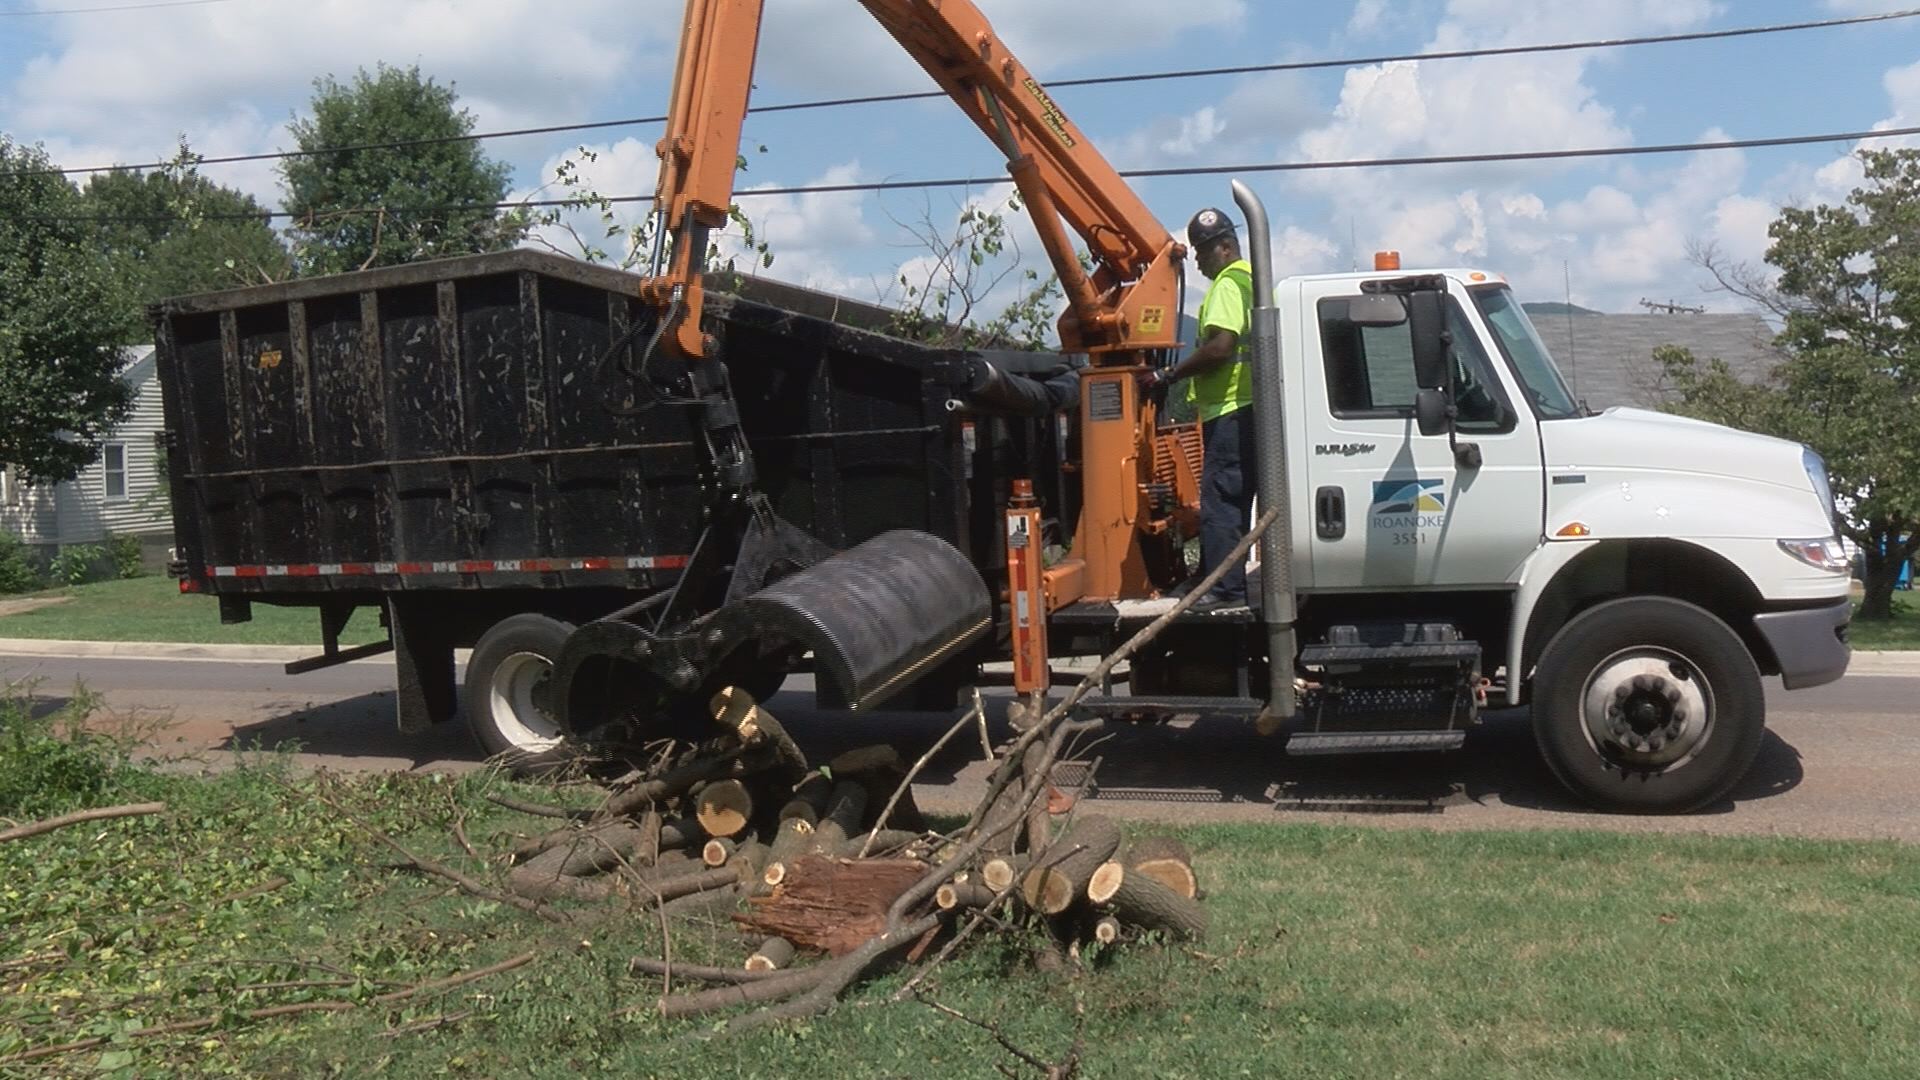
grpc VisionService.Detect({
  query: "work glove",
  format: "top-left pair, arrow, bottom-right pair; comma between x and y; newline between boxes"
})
1136,367 -> 1170,397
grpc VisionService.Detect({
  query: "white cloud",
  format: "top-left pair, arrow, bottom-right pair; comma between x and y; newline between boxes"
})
1346,0 -> 1390,37
734,0 -> 1246,96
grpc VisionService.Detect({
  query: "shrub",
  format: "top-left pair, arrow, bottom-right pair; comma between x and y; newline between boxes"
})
0,682 -> 123,818
0,532 -> 39,594
49,543 -> 104,587
107,533 -> 144,579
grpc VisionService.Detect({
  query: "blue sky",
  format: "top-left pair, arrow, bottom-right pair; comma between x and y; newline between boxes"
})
4,0 -> 1919,319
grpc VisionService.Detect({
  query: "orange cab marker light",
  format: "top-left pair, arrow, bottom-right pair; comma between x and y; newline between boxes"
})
1469,272 -> 1488,282
1374,250 -> 1400,271
1556,522 -> 1593,538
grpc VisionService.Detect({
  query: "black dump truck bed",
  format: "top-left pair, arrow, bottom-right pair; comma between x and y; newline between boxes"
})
153,249 -> 1064,600
151,250 -> 1071,735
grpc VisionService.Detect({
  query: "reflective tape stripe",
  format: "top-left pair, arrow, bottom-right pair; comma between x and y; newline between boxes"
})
202,555 -> 688,580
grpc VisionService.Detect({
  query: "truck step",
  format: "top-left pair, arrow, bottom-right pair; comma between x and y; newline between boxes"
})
1299,641 -> 1481,666
1285,730 -> 1467,756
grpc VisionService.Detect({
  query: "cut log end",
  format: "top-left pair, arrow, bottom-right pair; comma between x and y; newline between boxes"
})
695,779 -> 754,839
936,881 -> 996,911
1092,916 -> 1122,945
745,936 -> 795,972
981,854 -> 1029,894
702,837 -> 737,868
1132,858 -> 1199,901
1086,860 -> 1125,906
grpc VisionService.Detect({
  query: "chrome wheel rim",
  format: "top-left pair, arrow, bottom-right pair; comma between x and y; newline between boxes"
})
1579,648 -> 1714,772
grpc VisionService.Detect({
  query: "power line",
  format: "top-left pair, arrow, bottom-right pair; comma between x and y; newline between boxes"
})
12,5 -> 1918,179
0,0 -> 233,16
36,122 -> 1920,225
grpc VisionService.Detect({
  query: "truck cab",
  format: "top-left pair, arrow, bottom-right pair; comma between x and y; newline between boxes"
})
1257,264 -> 1852,810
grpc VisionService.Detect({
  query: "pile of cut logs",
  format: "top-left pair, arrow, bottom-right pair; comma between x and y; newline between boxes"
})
489,684 -> 1204,1031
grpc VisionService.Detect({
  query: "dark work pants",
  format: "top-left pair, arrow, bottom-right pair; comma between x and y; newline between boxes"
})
1198,405 -> 1258,602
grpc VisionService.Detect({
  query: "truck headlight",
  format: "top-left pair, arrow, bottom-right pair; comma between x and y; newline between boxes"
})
1803,448 -> 1836,522
1779,538 -> 1850,573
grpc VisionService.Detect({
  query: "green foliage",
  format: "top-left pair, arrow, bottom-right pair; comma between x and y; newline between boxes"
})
0,137 -> 138,482
80,143 -> 292,308
279,64 -> 523,275
0,681 -> 123,817
886,193 -> 1063,351
531,143 -> 774,279
49,543 -> 103,587
0,531 -> 41,594
1663,148 -> 1920,620
106,532 -> 144,579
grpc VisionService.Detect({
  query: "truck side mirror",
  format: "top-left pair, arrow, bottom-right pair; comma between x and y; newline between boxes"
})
1408,290 -> 1450,391
1415,389 -> 1452,438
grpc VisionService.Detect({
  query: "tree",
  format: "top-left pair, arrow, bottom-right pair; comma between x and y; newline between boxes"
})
279,64 -> 522,275
1670,148 -> 1920,620
0,137 -> 138,483
81,146 -> 291,315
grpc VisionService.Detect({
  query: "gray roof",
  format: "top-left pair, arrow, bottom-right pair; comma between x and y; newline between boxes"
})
1533,312 -> 1781,410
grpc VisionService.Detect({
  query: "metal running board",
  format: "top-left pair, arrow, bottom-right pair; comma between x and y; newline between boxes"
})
1285,730 -> 1467,756
1076,695 -> 1266,720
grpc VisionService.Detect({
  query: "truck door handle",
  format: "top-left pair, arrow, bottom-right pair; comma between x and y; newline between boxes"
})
1316,486 -> 1345,540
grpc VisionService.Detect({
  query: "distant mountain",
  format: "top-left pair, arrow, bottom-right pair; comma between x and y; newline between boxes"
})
1524,301 -> 1604,317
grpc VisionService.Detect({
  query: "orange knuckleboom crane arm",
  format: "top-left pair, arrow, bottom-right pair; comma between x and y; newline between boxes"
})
642,0 -> 1195,604
639,0 -> 768,360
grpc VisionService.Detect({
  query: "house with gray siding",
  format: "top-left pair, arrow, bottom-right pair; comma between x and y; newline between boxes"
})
1525,308 -> 1781,410
0,347 -> 171,560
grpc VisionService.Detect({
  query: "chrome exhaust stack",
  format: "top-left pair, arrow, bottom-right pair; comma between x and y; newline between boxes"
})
1230,179 -> 1298,720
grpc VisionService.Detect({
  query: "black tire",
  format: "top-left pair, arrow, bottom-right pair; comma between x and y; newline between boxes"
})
1532,596 -> 1765,814
464,613 -> 580,775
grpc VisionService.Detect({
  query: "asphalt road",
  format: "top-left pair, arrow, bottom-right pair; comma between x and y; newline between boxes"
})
5,649 -> 1918,842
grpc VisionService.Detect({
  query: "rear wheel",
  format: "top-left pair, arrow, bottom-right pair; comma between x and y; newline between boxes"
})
1532,597 -> 1764,813
465,613 -> 579,774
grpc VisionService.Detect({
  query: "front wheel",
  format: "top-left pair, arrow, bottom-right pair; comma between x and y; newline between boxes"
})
1532,597 -> 1765,813
465,613 -> 580,774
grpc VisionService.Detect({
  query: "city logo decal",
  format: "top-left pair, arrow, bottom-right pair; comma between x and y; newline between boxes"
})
1371,479 -> 1446,515
1369,478 -> 1447,533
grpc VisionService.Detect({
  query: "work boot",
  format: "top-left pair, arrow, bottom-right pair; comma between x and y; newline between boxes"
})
1186,591 -> 1249,615
1163,573 -> 1204,600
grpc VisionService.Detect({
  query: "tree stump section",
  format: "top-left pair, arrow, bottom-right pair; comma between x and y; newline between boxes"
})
735,856 -> 927,956
1089,861 -> 1207,940
1021,815 -> 1121,916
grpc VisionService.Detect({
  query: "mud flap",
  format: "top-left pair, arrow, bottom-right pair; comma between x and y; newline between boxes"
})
704,530 -> 992,711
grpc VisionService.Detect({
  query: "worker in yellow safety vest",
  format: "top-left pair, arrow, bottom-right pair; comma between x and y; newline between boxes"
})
1138,207 -> 1256,612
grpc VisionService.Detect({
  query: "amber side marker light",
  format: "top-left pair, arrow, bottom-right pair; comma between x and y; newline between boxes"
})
1555,522 -> 1593,538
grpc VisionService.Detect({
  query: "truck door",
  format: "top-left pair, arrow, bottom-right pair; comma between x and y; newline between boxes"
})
1300,284 -> 1544,590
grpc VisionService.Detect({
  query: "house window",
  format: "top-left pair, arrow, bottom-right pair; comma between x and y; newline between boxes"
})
103,444 -> 127,501
1,465 -> 17,507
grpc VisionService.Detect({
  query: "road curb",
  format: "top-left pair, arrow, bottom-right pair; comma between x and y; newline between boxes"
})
0,638 -> 456,665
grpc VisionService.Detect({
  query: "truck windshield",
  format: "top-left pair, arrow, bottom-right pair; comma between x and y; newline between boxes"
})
1470,285 -> 1582,419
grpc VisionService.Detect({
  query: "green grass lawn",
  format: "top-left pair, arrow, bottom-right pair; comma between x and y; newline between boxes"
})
0,575 -> 384,646
4,726 -> 1919,1079
1851,598 -> 1920,651
4,574 -> 1915,657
